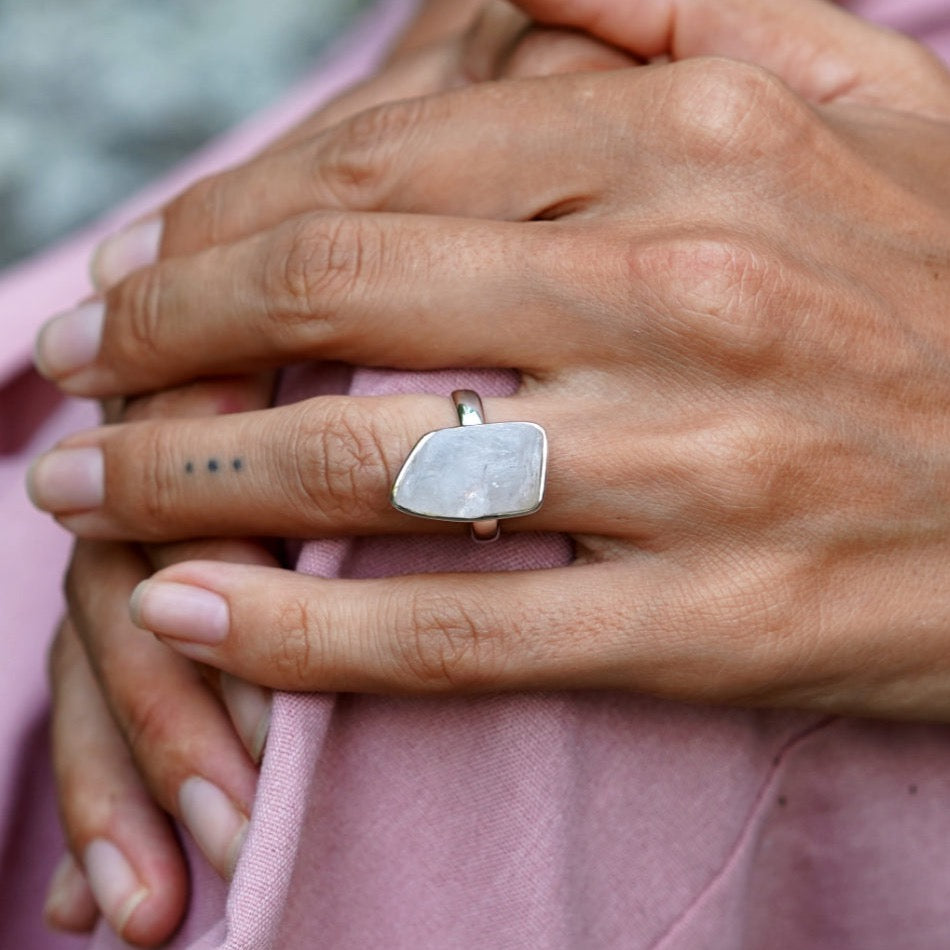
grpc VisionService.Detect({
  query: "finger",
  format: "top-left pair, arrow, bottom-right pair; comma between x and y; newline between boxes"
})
43,852 -> 99,936
493,24 -> 636,79
30,394 -> 539,539
28,391 -> 617,542
125,557 -> 770,701
129,561 -> 631,694
456,0 -> 533,83
382,0 -> 485,65
82,0 -> 950,299
34,302 -> 276,411
77,349 -> 277,764
514,0 -> 950,115
89,41 -> 465,290
31,388 -> 741,545
462,3 -> 635,83
88,9 -> 627,290
43,63 -> 779,397
88,63 -> 658,308
49,618 -> 187,945
144,536 -> 278,763
38,213 -> 603,397
170,70 -> 631,222
102,376 -> 279,763
253,39 -> 466,158
139,542 -> 950,720
65,542 -> 258,879
121,375 -> 276,423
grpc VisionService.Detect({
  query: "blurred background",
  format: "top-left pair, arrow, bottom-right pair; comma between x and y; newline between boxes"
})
0,0 -> 375,268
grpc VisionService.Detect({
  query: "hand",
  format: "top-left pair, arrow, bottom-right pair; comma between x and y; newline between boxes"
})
28,1 -> 950,720
34,6 -> 635,946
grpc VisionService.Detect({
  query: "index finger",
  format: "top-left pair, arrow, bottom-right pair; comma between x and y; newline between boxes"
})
90,42 -> 464,289
95,65 -> 670,290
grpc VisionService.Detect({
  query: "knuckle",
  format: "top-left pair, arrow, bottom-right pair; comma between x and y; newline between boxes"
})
395,590 -> 502,691
107,261 -> 165,364
262,215 -> 381,331
54,763 -> 109,845
319,96 -> 427,207
666,59 -> 809,162
288,400 -> 392,521
111,424 -> 181,533
163,172 -> 229,253
270,598 -> 319,684
695,414 -> 785,518
631,236 -> 790,360
121,687 -> 176,769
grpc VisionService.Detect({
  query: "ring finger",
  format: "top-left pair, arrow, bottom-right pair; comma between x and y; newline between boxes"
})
29,392 -> 725,543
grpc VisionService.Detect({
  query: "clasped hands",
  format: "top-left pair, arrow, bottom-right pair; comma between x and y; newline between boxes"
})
27,0 -> 950,945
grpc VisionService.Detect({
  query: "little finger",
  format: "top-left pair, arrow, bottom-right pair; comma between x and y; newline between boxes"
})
125,557 -> 770,701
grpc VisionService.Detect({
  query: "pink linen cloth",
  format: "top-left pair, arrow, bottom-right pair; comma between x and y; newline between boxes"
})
1,1 -> 950,947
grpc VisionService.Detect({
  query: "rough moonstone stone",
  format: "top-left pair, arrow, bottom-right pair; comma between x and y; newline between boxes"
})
391,422 -> 547,522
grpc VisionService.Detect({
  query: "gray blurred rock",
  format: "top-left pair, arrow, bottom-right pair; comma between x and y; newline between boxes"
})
0,0 -> 373,267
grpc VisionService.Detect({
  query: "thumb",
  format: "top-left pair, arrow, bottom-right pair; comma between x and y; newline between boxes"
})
513,0 -> 950,114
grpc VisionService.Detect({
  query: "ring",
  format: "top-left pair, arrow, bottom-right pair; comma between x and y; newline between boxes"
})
391,390 -> 548,542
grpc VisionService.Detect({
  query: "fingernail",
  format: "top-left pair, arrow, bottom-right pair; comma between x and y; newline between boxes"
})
83,839 -> 148,936
90,216 -> 163,291
179,776 -> 249,879
130,581 -> 230,644
34,301 -> 105,379
27,447 -> 104,512
220,674 -> 271,764
43,853 -> 96,930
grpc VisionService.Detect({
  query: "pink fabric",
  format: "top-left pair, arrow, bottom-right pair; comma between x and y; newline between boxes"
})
2,2 -> 950,947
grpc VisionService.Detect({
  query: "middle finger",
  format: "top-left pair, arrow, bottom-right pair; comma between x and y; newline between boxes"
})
44,216 -> 598,398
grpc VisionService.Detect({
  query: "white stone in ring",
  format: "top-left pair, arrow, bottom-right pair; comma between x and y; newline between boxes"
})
391,421 -> 547,523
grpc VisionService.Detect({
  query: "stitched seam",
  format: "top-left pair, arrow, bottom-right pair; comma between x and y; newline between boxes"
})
649,715 -> 838,950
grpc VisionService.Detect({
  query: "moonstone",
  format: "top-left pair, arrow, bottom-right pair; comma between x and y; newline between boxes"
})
391,422 -> 547,522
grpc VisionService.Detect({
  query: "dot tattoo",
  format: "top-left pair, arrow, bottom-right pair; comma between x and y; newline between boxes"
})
184,457 -> 244,476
